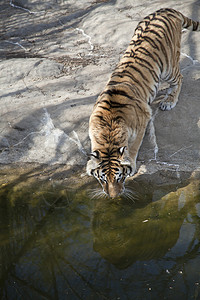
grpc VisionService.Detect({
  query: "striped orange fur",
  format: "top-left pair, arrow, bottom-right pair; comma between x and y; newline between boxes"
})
87,8 -> 200,198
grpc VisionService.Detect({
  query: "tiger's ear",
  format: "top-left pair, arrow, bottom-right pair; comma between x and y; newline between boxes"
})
118,146 -> 126,156
90,150 -> 100,159
86,150 -> 100,176
119,146 -> 131,166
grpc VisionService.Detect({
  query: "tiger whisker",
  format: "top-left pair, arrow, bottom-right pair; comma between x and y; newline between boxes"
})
125,195 -> 136,203
88,188 -> 107,199
123,187 -> 140,202
126,185 -> 146,196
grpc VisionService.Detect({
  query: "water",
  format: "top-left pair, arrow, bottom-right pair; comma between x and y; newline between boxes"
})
0,167 -> 200,300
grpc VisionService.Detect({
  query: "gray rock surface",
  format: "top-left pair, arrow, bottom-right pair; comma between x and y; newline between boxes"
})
1,0 -> 200,177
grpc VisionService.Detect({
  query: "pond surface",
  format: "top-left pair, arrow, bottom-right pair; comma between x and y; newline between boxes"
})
0,167 -> 200,300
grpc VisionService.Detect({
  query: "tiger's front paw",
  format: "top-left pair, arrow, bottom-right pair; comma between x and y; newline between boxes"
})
159,95 -> 178,110
159,101 -> 175,111
159,96 -> 177,111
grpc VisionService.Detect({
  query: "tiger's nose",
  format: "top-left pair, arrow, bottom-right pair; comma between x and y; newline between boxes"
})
108,191 -> 118,198
108,184 -> 121,198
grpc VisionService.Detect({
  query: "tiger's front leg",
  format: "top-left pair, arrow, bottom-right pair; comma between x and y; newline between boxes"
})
159,71 -> 183,111
127,125 -> 149,176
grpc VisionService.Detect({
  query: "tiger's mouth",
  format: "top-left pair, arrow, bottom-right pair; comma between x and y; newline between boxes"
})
100,178 -> 126,198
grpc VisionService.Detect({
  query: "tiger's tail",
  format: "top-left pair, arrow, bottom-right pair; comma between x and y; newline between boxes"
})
180,13 -> 200,31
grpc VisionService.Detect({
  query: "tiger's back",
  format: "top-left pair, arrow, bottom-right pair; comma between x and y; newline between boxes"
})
87,8 -> 200,198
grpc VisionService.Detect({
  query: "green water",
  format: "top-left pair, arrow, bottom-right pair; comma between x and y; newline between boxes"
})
0,168 -> 200,300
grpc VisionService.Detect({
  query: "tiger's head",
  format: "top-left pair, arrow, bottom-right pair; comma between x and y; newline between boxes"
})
87,146 -> 135,198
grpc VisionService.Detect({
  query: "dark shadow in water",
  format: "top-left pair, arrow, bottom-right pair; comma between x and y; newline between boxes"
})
0,167 -> 200,299
0,166 -> 97,299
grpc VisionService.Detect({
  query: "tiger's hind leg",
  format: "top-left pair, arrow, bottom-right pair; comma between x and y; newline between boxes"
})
159,71 -> 183,111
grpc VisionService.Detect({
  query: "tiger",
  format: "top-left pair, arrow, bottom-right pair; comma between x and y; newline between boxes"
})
87,8 -> 200,198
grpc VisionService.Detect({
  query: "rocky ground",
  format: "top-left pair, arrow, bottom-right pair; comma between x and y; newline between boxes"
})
0,0 -> 200,181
